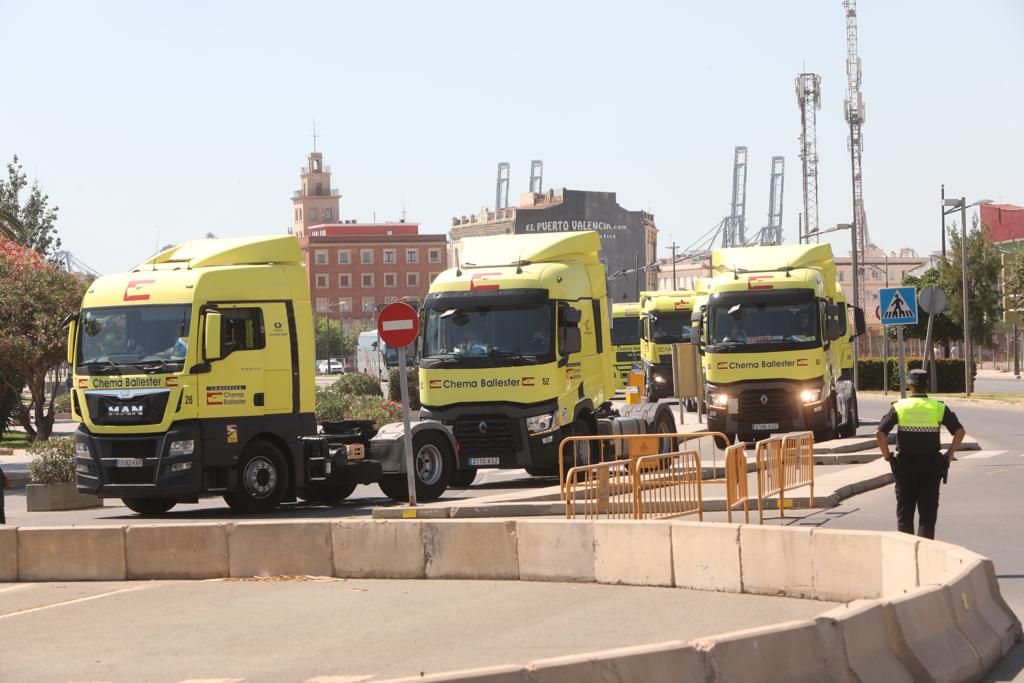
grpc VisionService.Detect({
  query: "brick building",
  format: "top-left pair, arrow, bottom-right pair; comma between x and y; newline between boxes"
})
290,151 -> 448,321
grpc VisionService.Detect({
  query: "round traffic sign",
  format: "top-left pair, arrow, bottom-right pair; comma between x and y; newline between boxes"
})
919,286 -> 947,315
874,305 -> 880,321
377,302 -> 420,348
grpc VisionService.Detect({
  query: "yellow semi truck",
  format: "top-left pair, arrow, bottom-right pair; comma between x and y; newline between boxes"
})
68,236 -> 455,514
692,243 -> 865,443
418,231 -> 676,481
610,302 -> 641,392
638,290 -> 695,403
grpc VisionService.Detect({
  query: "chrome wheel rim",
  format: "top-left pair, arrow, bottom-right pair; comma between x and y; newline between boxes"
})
416,444 -> 444,486
243,455 -> 278,498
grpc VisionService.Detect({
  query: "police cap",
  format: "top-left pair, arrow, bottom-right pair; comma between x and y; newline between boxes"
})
908,369 -> 929,387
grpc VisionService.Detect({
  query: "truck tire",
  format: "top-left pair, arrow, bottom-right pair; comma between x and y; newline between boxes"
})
449,468 -> 478,488
223,440 -> 290,514
652,410 -> 677,453
299,480 -> 358,506
525,466 -> 559,477
814,398 -> 838,443
569,418 -> 594,467
838,390 -> 859,438
378,432 -> 453,502
121,498 -> 176,515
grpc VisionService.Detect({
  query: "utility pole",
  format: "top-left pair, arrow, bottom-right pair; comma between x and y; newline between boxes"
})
940,184 -> 946,259
670,242 -> 678,290
961,198 -> 972,395
635,252 -> 640,298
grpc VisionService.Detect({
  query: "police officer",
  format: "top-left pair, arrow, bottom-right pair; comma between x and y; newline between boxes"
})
875,369 -> 966,539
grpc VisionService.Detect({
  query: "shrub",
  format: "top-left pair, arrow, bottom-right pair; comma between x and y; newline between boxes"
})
315,390 -> 402,427
387,367 -> 420,410
28,437 -> 75,484
52,392 -> 71,414
328,372 -> 383,398
856,357 -> 976,393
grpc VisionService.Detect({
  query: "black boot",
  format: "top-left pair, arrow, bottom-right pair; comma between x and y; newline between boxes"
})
918,525 -> 935,540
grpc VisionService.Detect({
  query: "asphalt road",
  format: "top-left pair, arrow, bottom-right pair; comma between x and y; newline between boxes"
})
0,579 -> 835,683
798,393 -> 1024,681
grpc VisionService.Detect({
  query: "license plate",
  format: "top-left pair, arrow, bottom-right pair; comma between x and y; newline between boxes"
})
752,423 -> 779,431
468,457 -> 500,466
115,458 -> 144,468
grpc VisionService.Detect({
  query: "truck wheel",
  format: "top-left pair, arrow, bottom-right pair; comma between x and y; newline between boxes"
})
449,468 -> 478,488
121,498 -> 176,515
299,480 -> 358,506
838,390 -> 859,438
569,418 -> 594,467
378,432 -> 453,502
224,440 -> 289,514
652,411 -> 677,453
525,466 -> 559,477
814,399 -> 838,443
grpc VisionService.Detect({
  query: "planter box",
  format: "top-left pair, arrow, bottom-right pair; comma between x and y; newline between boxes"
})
26,482 -> 103,511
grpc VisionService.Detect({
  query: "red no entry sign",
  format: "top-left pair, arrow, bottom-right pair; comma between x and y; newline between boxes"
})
377,302 -> 420,348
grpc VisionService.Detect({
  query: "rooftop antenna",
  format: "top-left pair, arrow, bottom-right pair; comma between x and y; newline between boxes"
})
311,119 -> 320,152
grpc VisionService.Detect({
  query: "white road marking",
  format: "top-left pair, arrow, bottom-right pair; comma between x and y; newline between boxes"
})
0,585 -> 149,621
958,450 -> 1007,459
177,679 -> 245,683
305,677 -> 377,683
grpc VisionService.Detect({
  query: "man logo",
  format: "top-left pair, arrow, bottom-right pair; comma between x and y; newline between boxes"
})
760,394 -> 768,405
108,404 -> 144,417
478,421 -> 488,434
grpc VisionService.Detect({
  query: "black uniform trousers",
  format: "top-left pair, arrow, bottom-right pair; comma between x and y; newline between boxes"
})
891,452 -> 944,539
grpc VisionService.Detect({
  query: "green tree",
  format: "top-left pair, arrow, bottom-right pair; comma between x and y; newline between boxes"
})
314,316 -> 343,359
0,155 -> 61,257
936,217 -> 1002,355
1004,250 -> 1024,321
0,246 -> 87,440
900,268 -> 961,355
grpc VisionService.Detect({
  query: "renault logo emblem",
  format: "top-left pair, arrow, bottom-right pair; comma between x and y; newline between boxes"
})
478,421 -> 488,434
760,394 -> 768,405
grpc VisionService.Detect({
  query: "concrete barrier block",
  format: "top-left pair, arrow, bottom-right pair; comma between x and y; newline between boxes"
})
671,521 -> 741,593
594,521 -> 672,587
738,524 -> 813,598
528,640 -> 707,682
880,533 -> 919,597
697,619 -> 848,683
944,563 -> 1004,673
228,521 -> 332,578
126,523 -> 229,579
889,584 -> 982,683
18,526 -> 126,581
516,519 -> 594,583
818,601 -> 914,683
423,520 -> 518,580
975,559 -> 1023,652
918,538 -> 973,585
810,529 -> 883,601
377,665 -> 530,682
332,520 -> 425,579
0,526 -> 17,580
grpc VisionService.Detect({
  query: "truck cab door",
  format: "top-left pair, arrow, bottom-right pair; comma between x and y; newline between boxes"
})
199,304 -> 272,420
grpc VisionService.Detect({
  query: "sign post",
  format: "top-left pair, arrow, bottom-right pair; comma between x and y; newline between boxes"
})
879,287 -> 918,398
919,286 -> 947,392
377,302 -> 420,507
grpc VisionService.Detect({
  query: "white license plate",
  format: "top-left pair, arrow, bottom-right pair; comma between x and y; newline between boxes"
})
467,457 -> 500,466
115,458 -> 144,468
752,423 -> 779,431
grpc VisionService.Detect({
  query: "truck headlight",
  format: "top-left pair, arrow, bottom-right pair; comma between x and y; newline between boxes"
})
169,439 -> 195,456
653,373 -> 668,384
74,441 -> 90,457
800,388 -> 822,404
526,412 -> 557,434
708,391 -> 729,407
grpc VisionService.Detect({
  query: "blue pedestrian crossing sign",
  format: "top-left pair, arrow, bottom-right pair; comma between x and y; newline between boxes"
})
879,287 -> 918,325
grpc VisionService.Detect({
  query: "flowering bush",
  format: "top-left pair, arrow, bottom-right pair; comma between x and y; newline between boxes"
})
316,390 -> 402,427
27,437 -> 75,484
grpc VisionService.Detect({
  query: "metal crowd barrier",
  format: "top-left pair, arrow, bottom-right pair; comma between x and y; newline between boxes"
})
755,431 -> 815,524
563,459 -> 636,520
723,443 -> 750,523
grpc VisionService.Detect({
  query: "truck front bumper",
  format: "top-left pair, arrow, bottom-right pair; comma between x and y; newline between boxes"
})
645,362 -> 675,400
420,402 -> 561,469
74,422 -> 204,498
705,381 -> 830,440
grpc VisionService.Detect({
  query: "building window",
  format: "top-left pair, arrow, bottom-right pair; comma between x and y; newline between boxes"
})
406,249 -> 419,263
407,272 -> 420,288
325,208 -> 333,220
339,297 -> 353,314
337,250 -> 350,265
315,274 -> 328,289
383,249 -> 396,264
838,271 -> 844,282
315,182 -> 322,195
361,249 -> 374,264
362,273 -> 374,288
315,250 -> 327,265
310,208 -> 317,220
298,208 -> 303,221
384,273 -> 397,288
294,209 -> 300,221
338,273 -> 351,288
429,272 -> 440,282
429,249 -> 441,263
362,297 -> 375,313
315,297 -> 329,313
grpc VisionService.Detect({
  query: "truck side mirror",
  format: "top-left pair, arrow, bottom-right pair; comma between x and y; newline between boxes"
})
66,319 -> 77,366
853,307 -> 866,337
691,309 -> 705,353
204,311 -> 224,361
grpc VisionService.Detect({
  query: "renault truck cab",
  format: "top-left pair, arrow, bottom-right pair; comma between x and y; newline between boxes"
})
639,290 -> 695,402
610,302 -> 641,392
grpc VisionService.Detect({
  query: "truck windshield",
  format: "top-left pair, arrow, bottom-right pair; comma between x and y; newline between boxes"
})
709,300 -> 819,350
611,316 -> 640,346
422,304 -> 553,366
77,305 -> 192,371
648,313 -> 691,344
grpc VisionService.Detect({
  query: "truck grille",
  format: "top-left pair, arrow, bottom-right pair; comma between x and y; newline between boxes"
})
738,389 -> 796,423
102,440 -> 159,485
453,418 -> 515,458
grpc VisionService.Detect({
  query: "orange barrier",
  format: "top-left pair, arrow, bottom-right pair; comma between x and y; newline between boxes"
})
563,459 -> 636,520
724,443 -> 750,523
755,431 -> 815,523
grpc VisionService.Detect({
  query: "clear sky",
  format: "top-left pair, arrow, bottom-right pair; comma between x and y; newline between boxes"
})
2,0 -> 1021,274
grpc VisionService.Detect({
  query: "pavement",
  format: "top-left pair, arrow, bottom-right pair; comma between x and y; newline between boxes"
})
0,578 -> 836,682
